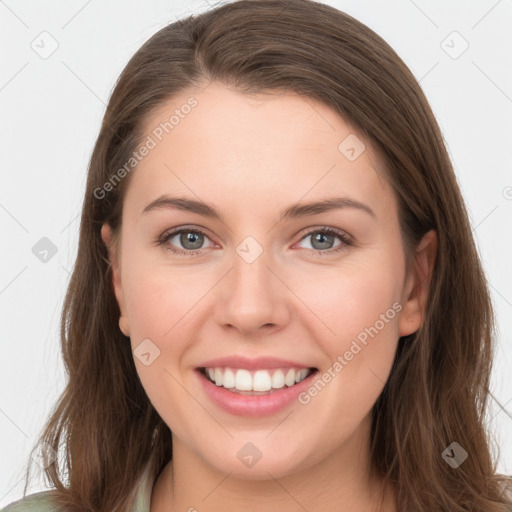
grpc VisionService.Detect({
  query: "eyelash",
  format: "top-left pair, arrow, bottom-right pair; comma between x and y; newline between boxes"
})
157,226 -> 353,257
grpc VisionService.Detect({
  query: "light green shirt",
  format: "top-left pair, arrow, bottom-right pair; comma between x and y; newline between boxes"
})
1,462 -> 154,512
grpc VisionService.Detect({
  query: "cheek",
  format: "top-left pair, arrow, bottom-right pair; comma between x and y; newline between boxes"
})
290,249 -> 404,349
121,262 -> 208,431
121,246 -> 209,340
290,252 -> 403,414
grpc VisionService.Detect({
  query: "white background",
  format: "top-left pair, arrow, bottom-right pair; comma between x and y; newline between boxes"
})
1,0 -> 511,506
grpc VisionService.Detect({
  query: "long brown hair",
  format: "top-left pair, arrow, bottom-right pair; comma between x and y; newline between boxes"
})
19,1 -> 511,510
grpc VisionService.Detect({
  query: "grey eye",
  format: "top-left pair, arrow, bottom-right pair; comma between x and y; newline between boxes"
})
177,231 -> 205,250
310,232 -> 336,250
299,231 -> 343,251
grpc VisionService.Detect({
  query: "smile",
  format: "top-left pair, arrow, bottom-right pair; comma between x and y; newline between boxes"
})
200,366 -> 314,393
196,365 -> 319,417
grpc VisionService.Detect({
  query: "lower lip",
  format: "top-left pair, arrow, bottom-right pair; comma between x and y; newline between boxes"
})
196,369 -> 317,417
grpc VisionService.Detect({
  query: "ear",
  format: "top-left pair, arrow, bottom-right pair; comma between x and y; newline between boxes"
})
101,223 -> 130,336
398,229 -> 437,337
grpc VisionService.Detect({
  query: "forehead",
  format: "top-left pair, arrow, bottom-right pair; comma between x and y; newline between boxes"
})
125,82 -> 396,222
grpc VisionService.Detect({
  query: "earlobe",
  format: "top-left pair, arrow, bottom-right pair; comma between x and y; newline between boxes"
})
398,229 -> 437,337
101,223 -> 130,337
118,316 -> 130,337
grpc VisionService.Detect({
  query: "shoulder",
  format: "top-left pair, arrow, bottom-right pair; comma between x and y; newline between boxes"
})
1,490 -> 62,512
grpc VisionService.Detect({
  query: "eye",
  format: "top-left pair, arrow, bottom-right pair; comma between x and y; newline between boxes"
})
156,225 -> 353,257
296,227 -> 353,254
158,227 -> 214,256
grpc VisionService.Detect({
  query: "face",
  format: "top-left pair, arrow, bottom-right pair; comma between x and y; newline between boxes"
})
102,82 -> 434,480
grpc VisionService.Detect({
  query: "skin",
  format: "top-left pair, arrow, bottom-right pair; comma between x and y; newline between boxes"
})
101,81 -> 436,512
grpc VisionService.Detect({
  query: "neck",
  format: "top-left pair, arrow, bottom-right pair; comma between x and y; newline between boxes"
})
150,419 -> 396,512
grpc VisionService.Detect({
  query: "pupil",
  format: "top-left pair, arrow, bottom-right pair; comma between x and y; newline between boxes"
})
313,232 -> 333,250
181,231 -> 203,250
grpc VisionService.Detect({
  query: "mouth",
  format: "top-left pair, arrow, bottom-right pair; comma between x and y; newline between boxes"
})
197,366 -> 318,395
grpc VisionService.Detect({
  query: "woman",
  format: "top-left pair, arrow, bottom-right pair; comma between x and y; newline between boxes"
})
3,0 -> 511,511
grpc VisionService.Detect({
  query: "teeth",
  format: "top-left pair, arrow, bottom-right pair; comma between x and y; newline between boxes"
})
285,369 -> 296,387
203,367 -> 312,392
271,370 -> 285,389
253,370 -> 272,392
214,368 -> 223,386
235,369 -> 252,391
223,368 -> 235,388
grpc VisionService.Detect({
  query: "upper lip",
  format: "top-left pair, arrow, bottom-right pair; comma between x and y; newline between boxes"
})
197,356 -> 315,371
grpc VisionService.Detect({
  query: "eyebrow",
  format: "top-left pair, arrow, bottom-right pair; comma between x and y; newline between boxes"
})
142,195 -> 376,220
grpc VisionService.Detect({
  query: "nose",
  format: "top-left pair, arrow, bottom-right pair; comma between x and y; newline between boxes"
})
215,246 -> 291,337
